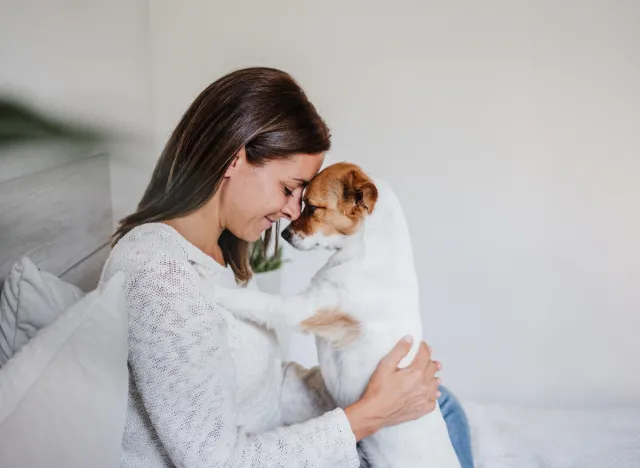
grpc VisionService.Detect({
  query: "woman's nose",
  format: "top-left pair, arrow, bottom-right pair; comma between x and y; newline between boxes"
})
281,193 -> 302,221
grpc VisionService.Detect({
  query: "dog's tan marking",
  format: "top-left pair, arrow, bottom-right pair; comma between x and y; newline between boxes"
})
300,308 -> 361,348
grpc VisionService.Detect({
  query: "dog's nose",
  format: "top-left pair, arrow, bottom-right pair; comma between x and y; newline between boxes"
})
281,228 -> 292,242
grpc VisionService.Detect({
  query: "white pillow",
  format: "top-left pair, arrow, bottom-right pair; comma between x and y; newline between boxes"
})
0,273 -> 128,468
0,257 -> 85,366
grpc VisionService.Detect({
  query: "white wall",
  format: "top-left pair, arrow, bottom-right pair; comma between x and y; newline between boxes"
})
6,0 -> 637,408
0,0 -> 154,225
149,0 -> 640,407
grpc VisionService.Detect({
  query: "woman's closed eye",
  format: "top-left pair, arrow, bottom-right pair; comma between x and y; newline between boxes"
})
282,184 -> 294,197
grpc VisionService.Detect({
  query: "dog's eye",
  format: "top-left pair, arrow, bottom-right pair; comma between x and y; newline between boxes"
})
307,204 -> 317,215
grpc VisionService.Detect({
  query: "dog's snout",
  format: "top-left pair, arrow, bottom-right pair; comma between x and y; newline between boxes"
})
281,228 -> 292,242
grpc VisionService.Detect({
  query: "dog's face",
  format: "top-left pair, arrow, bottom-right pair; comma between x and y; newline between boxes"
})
282,163 -> 378,250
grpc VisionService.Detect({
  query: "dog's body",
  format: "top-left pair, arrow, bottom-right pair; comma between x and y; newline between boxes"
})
212,163 -> 460,468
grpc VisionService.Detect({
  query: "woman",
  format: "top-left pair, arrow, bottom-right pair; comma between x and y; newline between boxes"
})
103,67 -> 473,468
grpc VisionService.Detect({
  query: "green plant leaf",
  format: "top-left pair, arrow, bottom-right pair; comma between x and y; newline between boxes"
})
249,237 -> 286,273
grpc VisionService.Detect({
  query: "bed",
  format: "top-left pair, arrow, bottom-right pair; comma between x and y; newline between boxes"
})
466,402 -> 640,467
1,154 -> 639,468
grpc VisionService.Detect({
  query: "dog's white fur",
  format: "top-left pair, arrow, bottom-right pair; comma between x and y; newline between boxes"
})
212,178 -> 460,468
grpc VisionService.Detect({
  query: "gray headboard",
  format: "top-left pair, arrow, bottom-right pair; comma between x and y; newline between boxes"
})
0,153 -> 113,291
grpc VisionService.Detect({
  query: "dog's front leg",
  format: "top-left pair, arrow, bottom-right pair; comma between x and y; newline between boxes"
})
211,286 -> 316,331
212,285 -> 360,347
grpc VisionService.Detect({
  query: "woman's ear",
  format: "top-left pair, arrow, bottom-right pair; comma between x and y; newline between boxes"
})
224,146 -> 246,178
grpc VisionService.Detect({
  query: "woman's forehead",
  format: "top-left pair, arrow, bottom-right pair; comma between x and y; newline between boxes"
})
272,153 -> 324,181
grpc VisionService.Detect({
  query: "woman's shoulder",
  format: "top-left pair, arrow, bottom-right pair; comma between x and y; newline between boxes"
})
102,223 -> 196,281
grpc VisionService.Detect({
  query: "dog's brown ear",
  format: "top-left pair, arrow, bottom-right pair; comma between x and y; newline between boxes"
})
342,167 -> 378,214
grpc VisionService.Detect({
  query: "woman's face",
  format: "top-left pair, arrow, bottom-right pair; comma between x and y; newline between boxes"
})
220,148 -> 325,242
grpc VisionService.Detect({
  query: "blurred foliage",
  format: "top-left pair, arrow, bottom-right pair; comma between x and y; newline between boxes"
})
0,96 -> 107,150
250,236 -> 286,273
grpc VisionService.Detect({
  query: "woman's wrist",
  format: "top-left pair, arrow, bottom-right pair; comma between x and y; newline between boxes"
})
344,398 -> 383,442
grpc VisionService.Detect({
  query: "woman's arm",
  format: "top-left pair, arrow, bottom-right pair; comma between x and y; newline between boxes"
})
280,341 -> 442,443
118,252 -> 361,468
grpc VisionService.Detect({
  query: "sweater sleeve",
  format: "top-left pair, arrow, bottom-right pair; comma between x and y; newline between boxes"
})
121,253 -> 360,468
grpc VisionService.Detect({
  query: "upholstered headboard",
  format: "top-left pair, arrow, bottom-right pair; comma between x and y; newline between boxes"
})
0,153 -> 112,291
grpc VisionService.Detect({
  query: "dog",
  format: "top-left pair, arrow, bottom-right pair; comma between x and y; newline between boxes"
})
211,162 -> 461,468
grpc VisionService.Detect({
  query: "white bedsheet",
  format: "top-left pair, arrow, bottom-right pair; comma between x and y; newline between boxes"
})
465,402 -> 640,468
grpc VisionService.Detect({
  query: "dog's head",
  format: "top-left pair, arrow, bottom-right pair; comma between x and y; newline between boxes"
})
282,163 -> 378,250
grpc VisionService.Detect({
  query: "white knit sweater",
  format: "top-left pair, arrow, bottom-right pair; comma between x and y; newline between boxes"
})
101,223 -> 361,468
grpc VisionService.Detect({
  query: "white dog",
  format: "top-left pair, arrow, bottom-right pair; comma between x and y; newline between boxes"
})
212,162 -> 460,468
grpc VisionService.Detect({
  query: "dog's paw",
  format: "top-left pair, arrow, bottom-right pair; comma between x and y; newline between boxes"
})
207,285 -> 241,310
207,285 -> 275,326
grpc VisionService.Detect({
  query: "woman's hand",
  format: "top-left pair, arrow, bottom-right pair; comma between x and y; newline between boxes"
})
344,336 -> 441,441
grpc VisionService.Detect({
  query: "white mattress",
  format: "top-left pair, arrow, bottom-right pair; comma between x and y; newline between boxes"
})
465,402 -> 640,468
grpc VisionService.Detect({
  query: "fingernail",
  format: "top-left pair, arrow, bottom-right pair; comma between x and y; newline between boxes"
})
437,362 -> 443,370
436,377 -> 441,385
403,335 -> 414,344
437,391 -> 442,398
428,345 -> 432,353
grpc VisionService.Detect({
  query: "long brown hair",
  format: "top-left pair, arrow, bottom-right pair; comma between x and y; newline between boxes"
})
112,67 -> 331,283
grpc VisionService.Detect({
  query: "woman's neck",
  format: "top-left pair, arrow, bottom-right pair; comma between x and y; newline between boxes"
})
163,204 -> 226,266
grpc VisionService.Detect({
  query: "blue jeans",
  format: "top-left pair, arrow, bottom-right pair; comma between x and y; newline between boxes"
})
438,386 -> 474,468
358,386 -> 474,467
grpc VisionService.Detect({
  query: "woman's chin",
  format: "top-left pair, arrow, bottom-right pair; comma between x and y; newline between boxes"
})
225,226 -> 261,243
233,221 -> 273,243
245,228 -> 265,243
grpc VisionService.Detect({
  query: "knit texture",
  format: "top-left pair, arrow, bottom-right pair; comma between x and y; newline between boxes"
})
101,223 -> 360,468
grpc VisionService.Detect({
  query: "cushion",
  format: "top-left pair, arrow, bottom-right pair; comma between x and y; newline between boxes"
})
0,257 -> 85,366
0,273 -> 128,468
